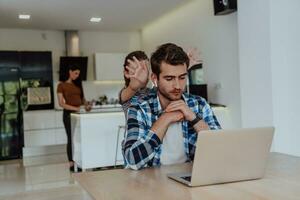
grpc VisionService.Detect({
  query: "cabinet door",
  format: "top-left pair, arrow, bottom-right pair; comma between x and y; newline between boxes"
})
55,128 -> 67,144
23,110 -> 56,130
213,107 -> 233,129
94,53 -> 127,81
55,110 -> 64,128
24,129 -> 56,146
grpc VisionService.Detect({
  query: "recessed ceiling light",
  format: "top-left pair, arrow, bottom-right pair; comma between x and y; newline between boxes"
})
90,17 -> 101,23
19,14 -> 31,19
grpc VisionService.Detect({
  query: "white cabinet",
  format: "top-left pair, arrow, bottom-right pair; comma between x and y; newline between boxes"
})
23,110 -> 56,130
72,112 -> 125,170
212,107 -> 234,129
24,129 -> 57,146
94,53 -> 127,81
23,110 -> 66,148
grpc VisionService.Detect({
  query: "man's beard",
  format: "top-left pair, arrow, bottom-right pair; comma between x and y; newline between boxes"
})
157,87 -> 182,101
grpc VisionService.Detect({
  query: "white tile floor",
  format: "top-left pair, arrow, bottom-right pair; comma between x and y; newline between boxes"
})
0,154 -> 93,200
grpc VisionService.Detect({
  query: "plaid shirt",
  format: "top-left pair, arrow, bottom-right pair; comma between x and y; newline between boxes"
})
122,88 -> 221,170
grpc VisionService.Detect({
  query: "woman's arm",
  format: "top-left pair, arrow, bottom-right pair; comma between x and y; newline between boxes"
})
57,93 -> 80,111
119,86 -> 139,104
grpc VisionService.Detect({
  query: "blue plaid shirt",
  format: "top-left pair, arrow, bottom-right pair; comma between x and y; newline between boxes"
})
122,88 -> 221,170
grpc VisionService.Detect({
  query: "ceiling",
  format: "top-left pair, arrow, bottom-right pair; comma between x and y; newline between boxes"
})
0,0 -> 190,31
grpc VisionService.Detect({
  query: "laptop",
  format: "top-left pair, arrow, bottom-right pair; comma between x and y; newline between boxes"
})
167,127 -> 274,187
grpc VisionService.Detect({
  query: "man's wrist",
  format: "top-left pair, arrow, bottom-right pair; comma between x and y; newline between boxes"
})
185,111 -> 197,122
160,113 -> 173,126
189,115 -> 202,127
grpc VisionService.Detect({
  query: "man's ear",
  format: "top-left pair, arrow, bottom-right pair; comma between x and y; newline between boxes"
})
151,73 -> 158,87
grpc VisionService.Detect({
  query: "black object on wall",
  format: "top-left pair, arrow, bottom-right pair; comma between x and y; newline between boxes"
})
189,84 -> 208,101
59,56 -> 88,81
0,51 -> 20,69
21,52 -> 52,79
213,0 -> 237,15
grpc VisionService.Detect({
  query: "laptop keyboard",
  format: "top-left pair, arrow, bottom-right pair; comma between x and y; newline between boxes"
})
181,176 -> 191,182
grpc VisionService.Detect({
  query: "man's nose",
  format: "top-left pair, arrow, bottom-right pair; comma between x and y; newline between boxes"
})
173,79 -> 180,89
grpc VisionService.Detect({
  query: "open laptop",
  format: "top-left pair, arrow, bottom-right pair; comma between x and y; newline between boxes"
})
167,127 -> 274,187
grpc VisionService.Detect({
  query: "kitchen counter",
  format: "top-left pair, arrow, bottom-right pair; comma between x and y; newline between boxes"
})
55,104 -> 123,114
71,111 -> 125,170
77,106 -> 123,114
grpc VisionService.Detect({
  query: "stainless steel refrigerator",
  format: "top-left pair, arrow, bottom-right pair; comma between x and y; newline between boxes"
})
0,51 -> 53,160
0,67 -> 23,160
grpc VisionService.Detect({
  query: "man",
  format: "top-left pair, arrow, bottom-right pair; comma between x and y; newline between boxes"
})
122,43 -> 221,170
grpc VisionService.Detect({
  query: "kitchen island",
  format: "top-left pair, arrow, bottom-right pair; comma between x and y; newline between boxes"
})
71,108 -> 125,171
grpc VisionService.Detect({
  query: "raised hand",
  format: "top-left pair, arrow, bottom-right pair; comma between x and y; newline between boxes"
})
186,47 -> 202,69
124,56 -> 149,91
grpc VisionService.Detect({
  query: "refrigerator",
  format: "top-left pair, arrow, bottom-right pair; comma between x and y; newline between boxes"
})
0,51 -> 53,160
0,67 -> 23,160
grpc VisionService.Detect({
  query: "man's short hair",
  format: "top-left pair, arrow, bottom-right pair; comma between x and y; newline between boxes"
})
150,43 -> 189,77
123,51 -> 148,87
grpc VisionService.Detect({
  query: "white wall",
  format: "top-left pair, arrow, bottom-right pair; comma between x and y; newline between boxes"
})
237,0 -> 273,127
0,28 -> 65,81
79,31 -> 141,80
141,0 -> 240,128
238,0 -> 300,156
270,0 -> 300,156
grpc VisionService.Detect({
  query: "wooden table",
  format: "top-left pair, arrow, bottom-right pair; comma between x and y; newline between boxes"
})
73,153 -> 300,200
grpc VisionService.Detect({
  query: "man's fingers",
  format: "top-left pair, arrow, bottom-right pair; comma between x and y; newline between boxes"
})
168,111 -> 184,122
165,104 -> 184,113
165,101 -> 185,111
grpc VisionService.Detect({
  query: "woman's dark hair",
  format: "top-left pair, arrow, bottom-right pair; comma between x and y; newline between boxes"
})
68,65 -> 81,72
150,43 -> 189,78
123,51 -> 148,87
69,65 -> 84,100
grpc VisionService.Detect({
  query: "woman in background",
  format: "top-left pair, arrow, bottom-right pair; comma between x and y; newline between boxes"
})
118,51 -> 150,113
57,65 -> 91,172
